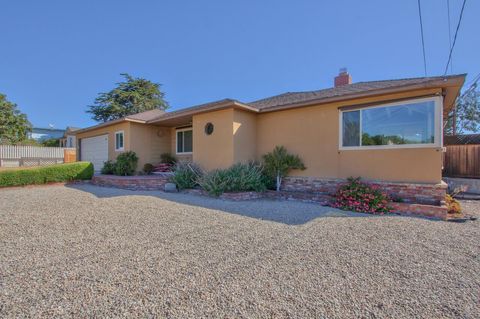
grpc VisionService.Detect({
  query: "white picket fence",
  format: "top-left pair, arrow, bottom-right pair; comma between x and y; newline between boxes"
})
0,145 -> 74,168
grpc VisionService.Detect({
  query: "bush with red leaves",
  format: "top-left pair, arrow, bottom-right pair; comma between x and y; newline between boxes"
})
332,177 -> 392,214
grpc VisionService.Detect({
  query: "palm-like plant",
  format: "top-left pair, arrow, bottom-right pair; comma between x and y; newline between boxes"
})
262,146 -> 306,191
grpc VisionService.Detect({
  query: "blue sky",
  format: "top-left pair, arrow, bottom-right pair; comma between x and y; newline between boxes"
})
1,0 -> 478,129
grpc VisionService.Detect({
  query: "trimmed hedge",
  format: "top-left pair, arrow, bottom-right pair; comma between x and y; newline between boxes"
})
0,162 -> 94,187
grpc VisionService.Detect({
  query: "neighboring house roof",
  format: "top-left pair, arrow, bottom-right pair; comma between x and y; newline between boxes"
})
444,134 -> 480,145
76,74 -> 466,133
62,127 -> 81,138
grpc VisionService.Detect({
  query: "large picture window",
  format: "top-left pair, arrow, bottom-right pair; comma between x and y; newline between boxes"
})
176,128 -> 193,154
340,97 -> 441,149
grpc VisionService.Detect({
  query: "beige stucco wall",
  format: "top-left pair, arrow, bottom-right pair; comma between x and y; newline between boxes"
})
192,109 -> 234,170
255,88 -> 443,184
76,121 -> 172,171
233,109 -> 257,163
76,121 -> 131,162
129,123 -> 171,168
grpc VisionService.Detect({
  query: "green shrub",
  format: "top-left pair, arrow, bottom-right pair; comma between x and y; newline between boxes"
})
199,162 -> 267,196
332,177 -> 392,214
160,153 -> 177,164
198,169 -> 230,196
101,160 -> 116,175
225,162 -> 266,193
262,146 -> 305,191
114,151 -> 138,176
171,162 -> 203,190
0,162 -> 94,187
143,163 -> 154,175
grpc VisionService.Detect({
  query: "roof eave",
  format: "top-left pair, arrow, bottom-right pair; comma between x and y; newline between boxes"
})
257,75 -> 466,113
147,100 -> 258,124
73,118 -> 146,135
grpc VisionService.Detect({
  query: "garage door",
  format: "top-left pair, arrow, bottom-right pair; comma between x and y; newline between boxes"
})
80,135 -> 108,172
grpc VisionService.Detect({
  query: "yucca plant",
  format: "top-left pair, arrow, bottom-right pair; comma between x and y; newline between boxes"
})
262,146 -> 306,191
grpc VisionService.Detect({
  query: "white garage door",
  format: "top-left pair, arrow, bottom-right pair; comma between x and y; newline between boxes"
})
81,135 -> 108,172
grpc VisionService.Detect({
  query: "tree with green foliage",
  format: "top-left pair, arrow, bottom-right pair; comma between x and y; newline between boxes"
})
0,94 -> 32,144
445,83 -> 480,135
87,73 -> 169,122
262,146 -> 306,191
42,138 -> 60,147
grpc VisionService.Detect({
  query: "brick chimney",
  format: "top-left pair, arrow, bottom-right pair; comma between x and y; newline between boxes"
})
334,68 -> 352,87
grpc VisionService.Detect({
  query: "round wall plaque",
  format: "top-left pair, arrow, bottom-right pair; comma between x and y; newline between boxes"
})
205,122 -> 214,135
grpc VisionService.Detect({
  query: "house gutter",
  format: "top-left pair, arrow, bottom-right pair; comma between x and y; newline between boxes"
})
73,118 -> 146,135
147,99 -> 259,124
256,76 -> 466,114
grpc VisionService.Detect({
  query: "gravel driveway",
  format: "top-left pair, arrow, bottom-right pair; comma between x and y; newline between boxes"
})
1,184 -> 479,318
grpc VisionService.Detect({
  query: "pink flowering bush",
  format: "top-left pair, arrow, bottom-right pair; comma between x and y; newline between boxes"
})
332,177 -> 392,214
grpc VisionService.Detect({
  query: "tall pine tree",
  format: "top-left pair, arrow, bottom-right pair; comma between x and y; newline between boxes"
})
87,73 -> 169,122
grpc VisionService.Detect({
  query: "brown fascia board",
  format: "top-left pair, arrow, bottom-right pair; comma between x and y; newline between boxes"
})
73,117 -> 146,135
256,75 -> 466,113
147,99 -> 259,124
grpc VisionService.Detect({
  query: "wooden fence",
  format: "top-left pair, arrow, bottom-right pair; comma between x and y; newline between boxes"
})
0,145 -> 76,168
443,145 -> 480,178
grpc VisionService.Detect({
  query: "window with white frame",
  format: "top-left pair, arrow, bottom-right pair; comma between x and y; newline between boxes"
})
176,128 -> 193,154
115,131 -> 124,151
339,97 -> 442,149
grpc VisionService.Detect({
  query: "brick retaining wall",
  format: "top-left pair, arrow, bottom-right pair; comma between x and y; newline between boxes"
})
91,174 -> 172,191
182,189 -> 265,201
282,177 -> 447,205
389,202 -> 448,220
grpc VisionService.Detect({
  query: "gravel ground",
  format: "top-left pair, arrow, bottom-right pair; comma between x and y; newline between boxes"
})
0,184 -> 479,318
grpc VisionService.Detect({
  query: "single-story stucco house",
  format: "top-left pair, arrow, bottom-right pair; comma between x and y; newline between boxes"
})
74,71 -> 465,203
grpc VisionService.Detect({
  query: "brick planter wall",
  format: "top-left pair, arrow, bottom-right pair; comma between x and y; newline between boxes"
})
91,173 -> 173,191
282,177 -> 447,205
263,191 -> 332,205
182,189 -> 265,201
389,202 -> 448,220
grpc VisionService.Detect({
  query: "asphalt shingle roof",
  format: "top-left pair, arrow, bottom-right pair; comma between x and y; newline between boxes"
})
126,108 -> 166,121
248,75 -> 461,110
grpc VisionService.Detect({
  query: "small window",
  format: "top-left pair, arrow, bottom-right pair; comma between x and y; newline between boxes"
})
176,128 -> 193,154
115,131 -> 124,151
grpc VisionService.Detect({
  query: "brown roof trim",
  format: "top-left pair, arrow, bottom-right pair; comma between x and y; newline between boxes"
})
73,118 -> 145,135
337,93 -> 441,112
147,99 -> 258,124
256,76 -> 465,113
